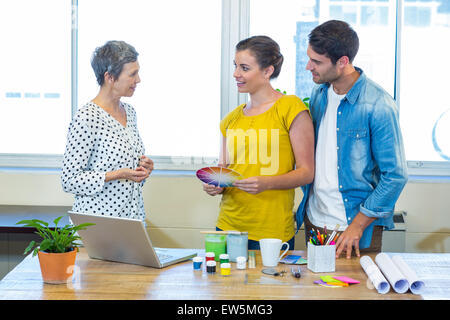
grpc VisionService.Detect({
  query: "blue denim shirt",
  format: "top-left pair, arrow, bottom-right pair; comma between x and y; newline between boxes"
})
296,67 -> 408,249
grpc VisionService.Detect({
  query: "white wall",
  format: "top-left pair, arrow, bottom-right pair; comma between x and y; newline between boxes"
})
0,170 -> 449,252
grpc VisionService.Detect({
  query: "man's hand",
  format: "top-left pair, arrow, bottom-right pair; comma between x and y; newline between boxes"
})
335,223 -> 364,259
335,212 -> 376,259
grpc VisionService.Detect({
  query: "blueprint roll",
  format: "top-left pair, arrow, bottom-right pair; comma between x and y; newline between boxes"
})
360,255 -> 390,294
391,255 -> 425,295
375,253 -> 409,294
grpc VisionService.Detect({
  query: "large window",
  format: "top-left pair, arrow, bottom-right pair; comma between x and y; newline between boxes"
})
0,0 -> 71,154
249,0 -> 450,175
249,0 -> 396,104
400,0 -> 450,162
78,0 -> 222,160
1,0 -> 449,175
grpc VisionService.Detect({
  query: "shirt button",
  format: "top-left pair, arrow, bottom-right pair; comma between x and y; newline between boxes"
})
344,198 -> 348,202
338,112 -> 342,115
348,217 -> 352,221
337,127 -> 340,131
337,166 -> 340,170
337,146 -> 340,150
339,185 -> 343,188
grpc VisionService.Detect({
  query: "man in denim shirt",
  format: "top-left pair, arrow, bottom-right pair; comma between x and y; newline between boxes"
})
296,20 -> 408,259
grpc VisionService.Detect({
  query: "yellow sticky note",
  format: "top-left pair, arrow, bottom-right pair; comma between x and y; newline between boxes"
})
319,276 -> 349,287
320,276 -> 341,283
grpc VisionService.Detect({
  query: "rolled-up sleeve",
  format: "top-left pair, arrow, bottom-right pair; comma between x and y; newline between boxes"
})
61,111 -> 105,196
360,98 -> 408,219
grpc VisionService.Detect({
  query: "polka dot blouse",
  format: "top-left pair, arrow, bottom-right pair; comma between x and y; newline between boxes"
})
61,101 -> 146,220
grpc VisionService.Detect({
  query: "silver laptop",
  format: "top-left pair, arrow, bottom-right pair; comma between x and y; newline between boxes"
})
69,212 -> 198,268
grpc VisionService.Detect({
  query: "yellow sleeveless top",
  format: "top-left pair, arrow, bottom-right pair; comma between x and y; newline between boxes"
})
217,95 -> 309,241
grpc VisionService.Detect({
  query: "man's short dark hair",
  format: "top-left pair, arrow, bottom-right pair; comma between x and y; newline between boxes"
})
308,20 -> 359,65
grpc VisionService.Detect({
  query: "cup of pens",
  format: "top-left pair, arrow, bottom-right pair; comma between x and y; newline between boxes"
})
307,226 -> 339,273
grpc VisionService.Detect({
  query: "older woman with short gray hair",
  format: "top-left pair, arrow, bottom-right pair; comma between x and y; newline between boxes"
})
61,40 -> 153,221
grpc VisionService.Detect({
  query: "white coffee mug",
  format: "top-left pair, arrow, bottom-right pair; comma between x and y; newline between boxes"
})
259,238 -> 290,267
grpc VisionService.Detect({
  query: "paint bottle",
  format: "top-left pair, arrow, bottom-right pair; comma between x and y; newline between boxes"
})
227,232 -> 248,262
192,256 -> 203,270
205,234 -> 227,262
220,254 -> 229,264
236,256 -> 247,270
205,252 -> 215,262
206,260 -> 217,273
220,263 -> 231,276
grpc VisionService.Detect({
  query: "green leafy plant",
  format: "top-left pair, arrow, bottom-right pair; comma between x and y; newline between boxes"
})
302,97 -> 310,108
276,89 -> 310,107
16,216 -> 95,257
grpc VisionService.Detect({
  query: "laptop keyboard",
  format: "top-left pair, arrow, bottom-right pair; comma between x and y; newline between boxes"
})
157,252 -> 174,263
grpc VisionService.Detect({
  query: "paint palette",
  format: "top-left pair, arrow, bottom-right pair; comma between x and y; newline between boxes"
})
196,166 -> 242,188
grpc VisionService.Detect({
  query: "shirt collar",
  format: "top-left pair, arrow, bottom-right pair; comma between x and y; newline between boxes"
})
318,66 -> 366,105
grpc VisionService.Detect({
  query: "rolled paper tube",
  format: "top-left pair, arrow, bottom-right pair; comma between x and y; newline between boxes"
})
391,255 -> 425,295
375,253 -> 409,294
360,255 -> 390,294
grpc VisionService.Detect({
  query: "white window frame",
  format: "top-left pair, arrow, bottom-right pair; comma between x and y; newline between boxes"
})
395,0 -> 450,177
1,0 -> 450,177
0,0 -> 247,171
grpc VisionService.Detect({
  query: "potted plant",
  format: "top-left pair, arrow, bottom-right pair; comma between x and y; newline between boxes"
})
275,89 -> 310,108
16,216 -> 94,284
302,97 -> 310,108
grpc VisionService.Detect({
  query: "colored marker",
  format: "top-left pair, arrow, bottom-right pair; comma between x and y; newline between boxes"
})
326,224 -> 340,245
317,230 -> 323,245
333,233 -> 341,242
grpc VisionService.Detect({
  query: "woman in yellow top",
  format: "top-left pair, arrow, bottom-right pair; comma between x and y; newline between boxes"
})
203,36 -> 315,249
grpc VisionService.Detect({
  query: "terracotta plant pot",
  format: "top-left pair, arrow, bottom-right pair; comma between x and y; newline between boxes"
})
37,248 -> 77,284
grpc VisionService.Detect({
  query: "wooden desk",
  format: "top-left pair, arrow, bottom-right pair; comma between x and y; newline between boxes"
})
0,248 -> 421,300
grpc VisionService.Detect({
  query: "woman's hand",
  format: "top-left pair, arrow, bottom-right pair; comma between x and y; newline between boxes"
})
203,183 -> 224,196
105,156 -> 153,184
119,167 -> 149,182
139,155 -> 154,176
232,176 -> 271,194
105,167 -> 149,183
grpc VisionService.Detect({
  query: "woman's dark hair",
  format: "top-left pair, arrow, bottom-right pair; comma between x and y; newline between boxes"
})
308,20 -> 359,65
236,35 -> 284,79
91,40 -> 139,86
